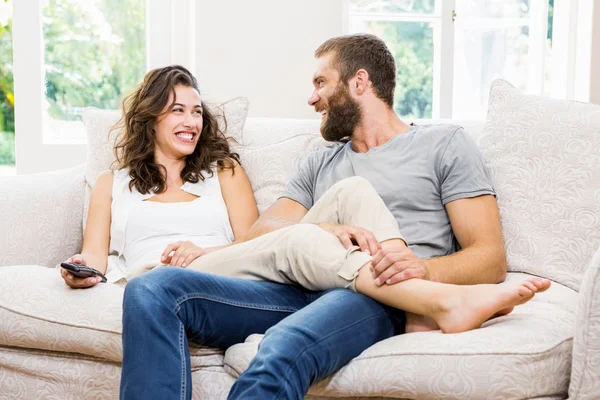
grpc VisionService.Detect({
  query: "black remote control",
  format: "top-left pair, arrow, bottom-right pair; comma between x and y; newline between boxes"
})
61,262 -> 107,283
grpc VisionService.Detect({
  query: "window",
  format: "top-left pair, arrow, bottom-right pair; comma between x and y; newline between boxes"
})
11,0 -> 195,174
349,0 -> 437,119
452,0 -> 553,119
0,0 -> 14,175
42,0 -> 146,143
348,0 -> 554,120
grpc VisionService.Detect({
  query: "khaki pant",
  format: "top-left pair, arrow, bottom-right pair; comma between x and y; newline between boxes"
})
182,176 -> 404,291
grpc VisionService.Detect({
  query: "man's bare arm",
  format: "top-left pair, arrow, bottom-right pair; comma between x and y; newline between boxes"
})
243,198 -> 309,241
424,195 -> 507,285
372,195 -> 506,286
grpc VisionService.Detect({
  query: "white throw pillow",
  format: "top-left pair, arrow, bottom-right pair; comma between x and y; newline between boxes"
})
479,79 -> 600,291
80,97 -> 249,229
233,118 -> 326,213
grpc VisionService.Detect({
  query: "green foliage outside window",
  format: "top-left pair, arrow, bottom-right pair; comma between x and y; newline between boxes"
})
0,0 -> 146,165
351,0 -> 435,119
43,0 -> 146,121
0,0 -> 14,164
369,21 -> 434,119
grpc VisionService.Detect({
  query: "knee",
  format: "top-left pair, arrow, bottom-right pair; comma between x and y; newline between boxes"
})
334,176 -> 375,195
123,275 -> 156,316
123,268 -> 183,313
260,322 -> 317,368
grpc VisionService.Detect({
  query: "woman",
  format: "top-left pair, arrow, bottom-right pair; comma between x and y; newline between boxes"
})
62,65 -> 550,335
60,65 -> 259,288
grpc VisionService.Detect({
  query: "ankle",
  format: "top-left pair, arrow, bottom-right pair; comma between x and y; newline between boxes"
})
428,287 -> 459,320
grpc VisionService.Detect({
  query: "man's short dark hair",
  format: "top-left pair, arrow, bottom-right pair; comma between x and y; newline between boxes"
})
315,34 -> 396,108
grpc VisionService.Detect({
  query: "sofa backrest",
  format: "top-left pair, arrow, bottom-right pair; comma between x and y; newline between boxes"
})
477,80 -> 600,291
81,83 -> 600,291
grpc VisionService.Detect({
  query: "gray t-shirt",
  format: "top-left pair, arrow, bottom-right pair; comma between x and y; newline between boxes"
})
281,124 -> 495,259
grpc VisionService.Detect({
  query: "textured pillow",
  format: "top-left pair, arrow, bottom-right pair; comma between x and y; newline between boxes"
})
234,137 -> 327,214
232,118 -> 326,213
479,79 -> 600,291
240,117 -> 321,146
80,97 -> 249,229
569,246 -> 600,399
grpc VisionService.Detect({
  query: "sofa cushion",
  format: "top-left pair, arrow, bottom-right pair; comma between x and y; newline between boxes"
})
80,97 -> 249,229
223,272 -> 576,399
0,346 -> 235,400
0,165 -> 86,269
569,246 -> 600,399
233,120 -> 327,213
479,79 -> 600,291
0,266 -> 224,369
239,117 -> 321,147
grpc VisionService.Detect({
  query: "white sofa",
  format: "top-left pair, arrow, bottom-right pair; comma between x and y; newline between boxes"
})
0,80 -> 599,399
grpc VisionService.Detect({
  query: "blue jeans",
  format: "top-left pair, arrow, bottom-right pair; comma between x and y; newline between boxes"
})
120,267 -> 405,400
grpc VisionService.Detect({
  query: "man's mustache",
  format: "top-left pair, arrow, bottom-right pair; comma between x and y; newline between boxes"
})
314,103 -> 326,113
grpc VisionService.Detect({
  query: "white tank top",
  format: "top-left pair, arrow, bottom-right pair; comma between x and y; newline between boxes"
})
105,168 -> 234,282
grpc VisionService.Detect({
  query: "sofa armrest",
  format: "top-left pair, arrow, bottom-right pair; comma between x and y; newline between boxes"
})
0,165 -> 86,268
569,246 -> 600,399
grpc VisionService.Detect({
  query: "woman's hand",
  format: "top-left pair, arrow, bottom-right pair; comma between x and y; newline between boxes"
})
59,254 -> 103,289
161,241 -> 206,268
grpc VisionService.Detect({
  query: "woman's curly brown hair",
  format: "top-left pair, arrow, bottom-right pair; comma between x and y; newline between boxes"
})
112,65 -> 240,194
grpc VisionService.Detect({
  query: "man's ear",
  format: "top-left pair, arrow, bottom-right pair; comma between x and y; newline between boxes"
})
354,69 -> 371,95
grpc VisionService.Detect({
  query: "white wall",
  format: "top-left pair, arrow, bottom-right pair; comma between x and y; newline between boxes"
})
194,0 -> 344,119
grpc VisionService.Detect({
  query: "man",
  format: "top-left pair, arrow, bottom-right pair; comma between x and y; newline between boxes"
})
120,34 -> 507,399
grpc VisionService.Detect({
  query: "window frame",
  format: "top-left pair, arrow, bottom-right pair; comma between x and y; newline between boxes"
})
346,0 -> 571,120
11,0 -> 196,174
347,0 -> 456,119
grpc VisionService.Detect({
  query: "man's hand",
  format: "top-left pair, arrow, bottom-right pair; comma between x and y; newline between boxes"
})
371,245 -> 429,286
161,241 -> 206,268
318,222 -> 381,255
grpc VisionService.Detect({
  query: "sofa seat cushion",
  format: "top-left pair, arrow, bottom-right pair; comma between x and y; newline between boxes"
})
0,266 -> 223,369
223,273 -> 576,400
0,346 -> 235,400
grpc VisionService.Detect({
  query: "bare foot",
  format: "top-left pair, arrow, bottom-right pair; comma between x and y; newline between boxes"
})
405,312 -> 439,333
494,306 -> 514,317
404,307 -> 515,333
433,277 -> 551,334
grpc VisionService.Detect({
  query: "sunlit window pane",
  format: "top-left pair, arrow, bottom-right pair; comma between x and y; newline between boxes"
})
353,21 -> 434,118
350,1 -> 436,119
42,0 -> 146,142
349,1 -> 437,118
452,0 -> 553,119
349,0 -> 553,121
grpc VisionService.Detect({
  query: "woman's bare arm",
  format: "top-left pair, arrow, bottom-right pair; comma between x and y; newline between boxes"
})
60,170 -> 113,288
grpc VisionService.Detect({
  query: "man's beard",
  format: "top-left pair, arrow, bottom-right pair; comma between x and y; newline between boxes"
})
319,84 -> 362,142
